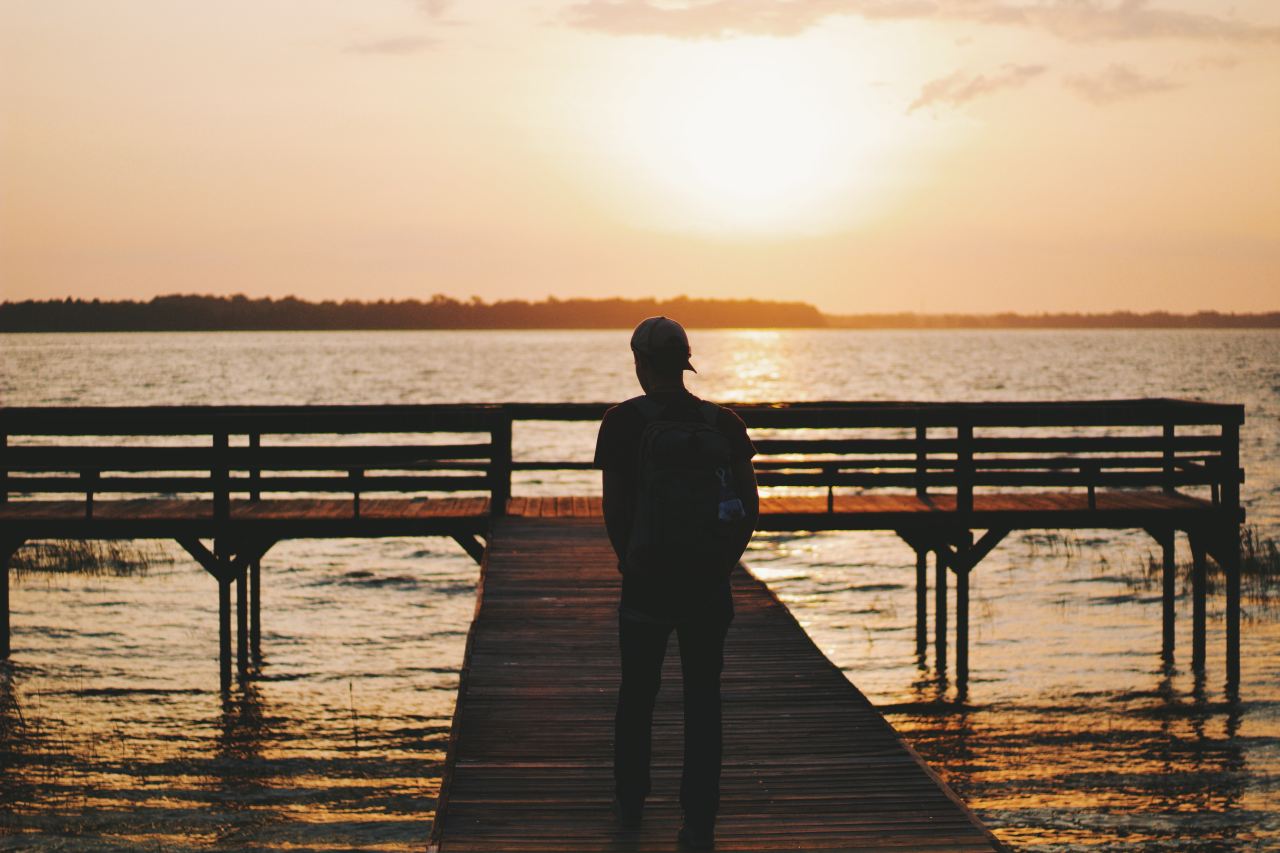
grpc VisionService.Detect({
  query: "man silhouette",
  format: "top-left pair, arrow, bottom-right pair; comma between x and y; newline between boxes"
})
593,317 -> 759,849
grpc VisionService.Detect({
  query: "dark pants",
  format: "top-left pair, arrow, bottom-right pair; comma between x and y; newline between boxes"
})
613,610 -> 731,822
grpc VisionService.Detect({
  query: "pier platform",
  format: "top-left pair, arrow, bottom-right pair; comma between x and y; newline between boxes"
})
427,516 -> 1003,852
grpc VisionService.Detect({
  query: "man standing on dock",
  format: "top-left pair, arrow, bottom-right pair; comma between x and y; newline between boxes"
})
594,316 -> 759,849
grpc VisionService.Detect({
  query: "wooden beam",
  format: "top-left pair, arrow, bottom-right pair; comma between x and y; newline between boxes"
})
951,527 -> 1011,574
176,536 -> 220,579
452,534 -> 486,565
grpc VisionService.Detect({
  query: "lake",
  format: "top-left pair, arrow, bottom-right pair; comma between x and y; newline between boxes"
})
2,328 -> 1278,850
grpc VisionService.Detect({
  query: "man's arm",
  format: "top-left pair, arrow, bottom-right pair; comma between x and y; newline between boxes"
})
602,469 -> 635,570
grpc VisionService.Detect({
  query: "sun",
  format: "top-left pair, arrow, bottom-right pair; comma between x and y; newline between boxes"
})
594,38 -> 886,235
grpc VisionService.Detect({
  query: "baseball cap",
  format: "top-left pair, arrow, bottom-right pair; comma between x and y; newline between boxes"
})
630,315 -> 696,372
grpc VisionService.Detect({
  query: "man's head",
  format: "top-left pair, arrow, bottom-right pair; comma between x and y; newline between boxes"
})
630,316 -> 694,393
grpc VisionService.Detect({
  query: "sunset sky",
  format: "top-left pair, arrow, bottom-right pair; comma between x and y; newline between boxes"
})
2,1 -> 1277,313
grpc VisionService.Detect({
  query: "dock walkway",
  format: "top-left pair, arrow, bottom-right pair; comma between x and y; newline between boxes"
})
428,517 -> 1003,851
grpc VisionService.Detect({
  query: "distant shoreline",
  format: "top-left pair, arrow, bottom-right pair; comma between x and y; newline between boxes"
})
1,294 -> 1277,331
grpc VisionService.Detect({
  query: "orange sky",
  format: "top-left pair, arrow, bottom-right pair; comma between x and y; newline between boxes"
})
2,1 -> 1278,313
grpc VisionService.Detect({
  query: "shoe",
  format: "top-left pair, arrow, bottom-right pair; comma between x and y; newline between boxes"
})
611,795 -> 643,829
677,815 -> 715,849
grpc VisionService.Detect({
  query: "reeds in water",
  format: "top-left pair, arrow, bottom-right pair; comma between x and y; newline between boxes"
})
10,539 -> 169,578
1133,525 -> 1280,613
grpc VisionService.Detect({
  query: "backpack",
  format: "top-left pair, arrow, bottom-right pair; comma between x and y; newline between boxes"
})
625,396 -> 745,581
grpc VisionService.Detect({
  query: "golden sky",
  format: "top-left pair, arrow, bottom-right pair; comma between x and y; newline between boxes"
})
2,1 -> 1278,313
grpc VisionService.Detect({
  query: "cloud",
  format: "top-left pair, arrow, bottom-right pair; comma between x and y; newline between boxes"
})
909,63 -> 1047,112
346,36 -> 437,55
416,0 -> 451,17
1065,63 -> 1181,103
563,0 -> 1280,44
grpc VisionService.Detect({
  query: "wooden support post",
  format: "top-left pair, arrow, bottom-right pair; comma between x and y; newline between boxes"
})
217,571 -> 232,691
954,531 -> 974,688
176,536 -> 275,688
1,544 -> 7,660
1162,532 -> 1176,664
250,558 -> 261,664
934,547 -> 947,674
1221,528 -> 1241,694
490,413 -> 513,517
236,564 -> 249,676
1190,533 -> 1207,673
1,538 -> 22,660
1162,423 -> 1175,494
915,548 -> 927,658
1,432 -> 8,505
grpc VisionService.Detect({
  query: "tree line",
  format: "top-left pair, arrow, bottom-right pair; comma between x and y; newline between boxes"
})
1,294 -> 1275,331
0,294 -> 827,331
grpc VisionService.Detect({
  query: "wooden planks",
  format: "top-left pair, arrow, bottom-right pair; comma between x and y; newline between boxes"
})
429,518 -> 1003,852
497,490 -> 1225,530
0,490 -> 1225,538
0,497 -> 490,538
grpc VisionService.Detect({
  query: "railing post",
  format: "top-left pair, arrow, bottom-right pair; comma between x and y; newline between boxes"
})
915,426 -> 927,498
1221,420 -> 1240,517
249,432 -> 261,502
213,432 -> 229,522
83,469 -> 98,518
490,411 -> 513,517
1162,423 -> 1175,494
1,433 -> 8,505
956,423 -> 973,515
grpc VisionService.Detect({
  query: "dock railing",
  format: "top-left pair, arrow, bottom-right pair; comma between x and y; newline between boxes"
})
0,398 -> 1243,519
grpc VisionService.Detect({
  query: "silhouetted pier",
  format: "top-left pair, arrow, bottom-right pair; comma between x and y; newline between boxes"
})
427,516 -> 1002,851
0,400 -> 1245,847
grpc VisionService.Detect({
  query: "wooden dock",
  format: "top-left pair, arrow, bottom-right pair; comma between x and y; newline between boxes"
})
1,400 -> 1246,693
428,517 -> 1003,851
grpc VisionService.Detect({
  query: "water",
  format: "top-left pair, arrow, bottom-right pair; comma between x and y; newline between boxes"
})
2,329 -> 1278,850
